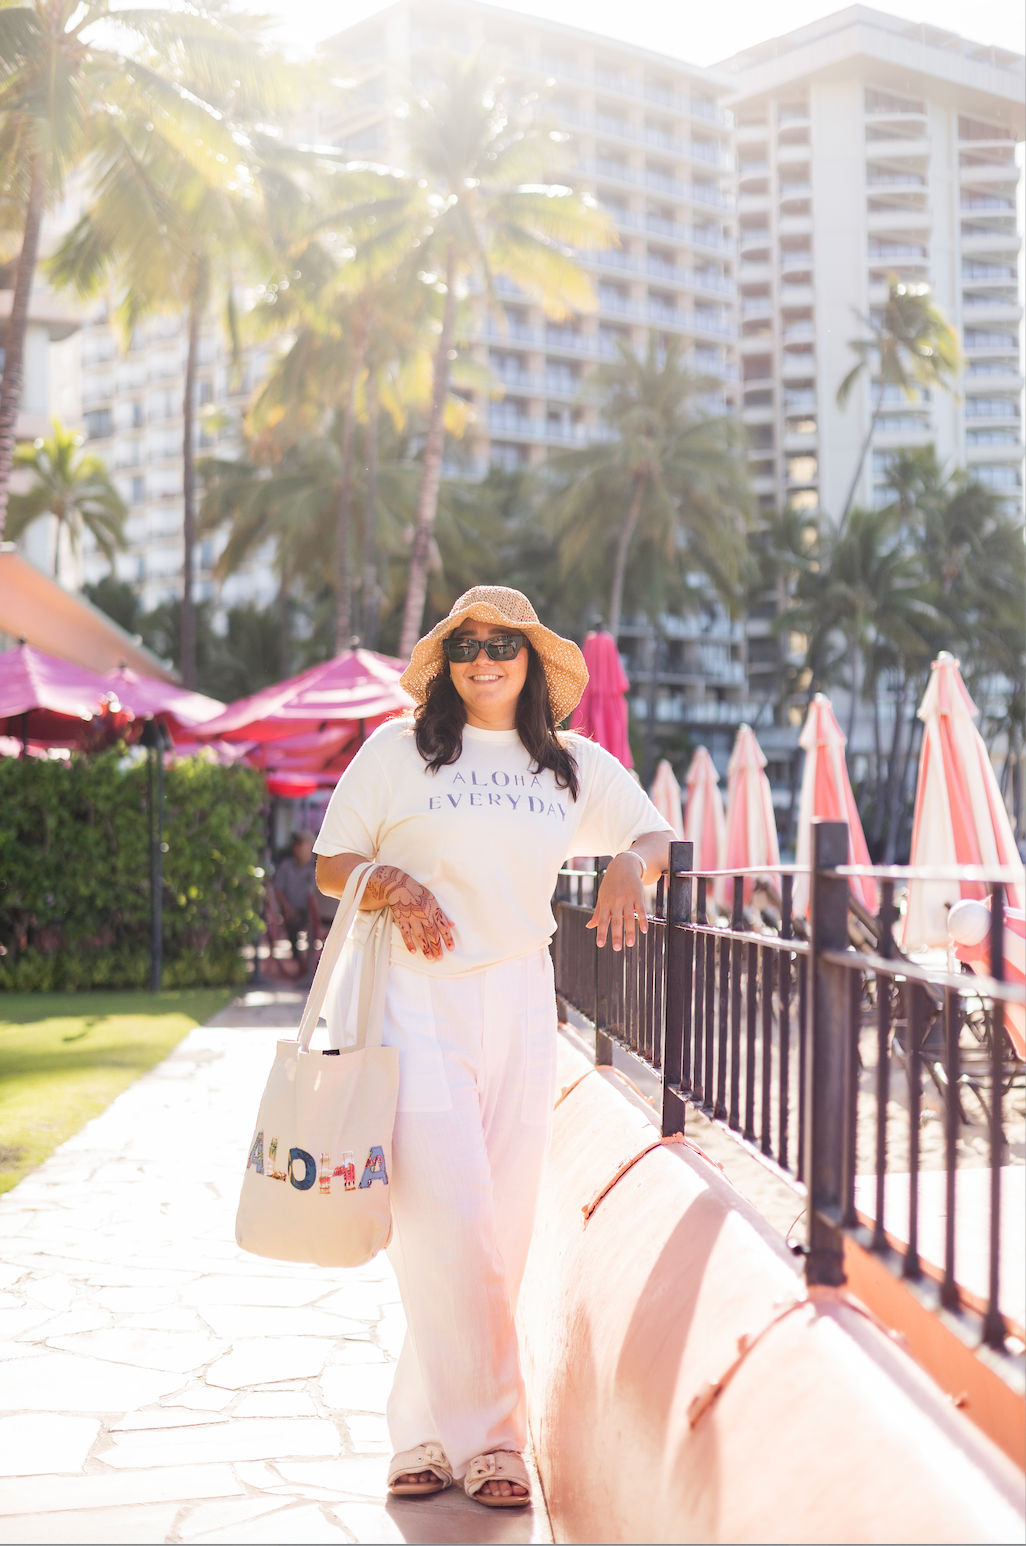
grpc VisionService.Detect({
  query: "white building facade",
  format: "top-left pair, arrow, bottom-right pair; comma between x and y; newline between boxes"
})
720,7 -> 1024,523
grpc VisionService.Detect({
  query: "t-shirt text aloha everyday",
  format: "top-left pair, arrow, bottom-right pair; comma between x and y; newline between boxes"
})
314,719 -> 672,977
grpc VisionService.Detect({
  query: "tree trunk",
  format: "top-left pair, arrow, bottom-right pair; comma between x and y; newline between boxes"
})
363,374 -> 380,652
334,346 -> 364,653
278,563 -> 290,678
0,152 -> 45,537
839,379 -> 884,532
845,634 -> 860,749
869,679 -> 885,849
180,288 -> 203,689
882,668 -> 907,864
609,475 -> 646,638
399,244 -> 457,661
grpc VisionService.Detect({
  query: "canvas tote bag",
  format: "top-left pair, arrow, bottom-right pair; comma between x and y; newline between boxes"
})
235,862 -> 398,1268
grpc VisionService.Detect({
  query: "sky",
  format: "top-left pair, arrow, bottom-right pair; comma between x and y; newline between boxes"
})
270,0 -> 1026,66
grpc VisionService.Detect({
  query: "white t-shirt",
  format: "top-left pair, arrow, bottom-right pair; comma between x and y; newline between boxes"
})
314,717 -> 674,977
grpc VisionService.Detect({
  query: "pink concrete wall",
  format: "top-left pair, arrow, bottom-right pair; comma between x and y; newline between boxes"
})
520,1039 -> 1025,1544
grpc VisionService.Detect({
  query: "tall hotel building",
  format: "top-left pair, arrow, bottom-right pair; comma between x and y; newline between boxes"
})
720,8 -> 1023,525
321,0 -> 757,741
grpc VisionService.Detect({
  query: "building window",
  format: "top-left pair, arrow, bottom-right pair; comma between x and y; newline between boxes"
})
84,408 -> 113,440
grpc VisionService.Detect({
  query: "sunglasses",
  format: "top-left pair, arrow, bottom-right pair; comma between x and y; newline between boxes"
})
442,633 -> 525,663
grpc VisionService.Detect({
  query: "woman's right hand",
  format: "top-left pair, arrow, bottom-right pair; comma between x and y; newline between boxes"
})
363,866 -> 455,961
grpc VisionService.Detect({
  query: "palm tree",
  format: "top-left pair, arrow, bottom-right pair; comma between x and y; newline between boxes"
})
245,171 -> 498,651
45,60 -> 307,686
199,437 -> 344,672
394,50 -> 614,658
201,414 -> 502,663
247,245 -> 445,651
5,418 -> 125,580
547,333 -> 752,635
835,274 -> 961,528
0,0 -> 293,544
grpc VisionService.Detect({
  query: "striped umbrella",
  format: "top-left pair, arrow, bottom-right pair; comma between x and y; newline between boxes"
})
683,746 -> 725,888
649,758 -> 684,839
722,723 -> 780,906
903,653 -> 1025,949
948,898 -> 1026,1061
793,694 -> 877,918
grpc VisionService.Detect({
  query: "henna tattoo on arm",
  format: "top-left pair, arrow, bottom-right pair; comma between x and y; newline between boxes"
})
362,865 -> 455,959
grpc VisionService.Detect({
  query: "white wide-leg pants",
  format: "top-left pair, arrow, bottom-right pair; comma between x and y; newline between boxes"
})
326,944 -> 558,1479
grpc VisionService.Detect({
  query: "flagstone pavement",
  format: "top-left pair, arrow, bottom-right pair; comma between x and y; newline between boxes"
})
0,992 -> 551,1546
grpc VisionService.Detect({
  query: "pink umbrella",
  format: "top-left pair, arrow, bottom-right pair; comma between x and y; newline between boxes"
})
0,644 -> 225,748
793,694 -> 876,917
948,898 -> 1026,1060
104,666 -> 225,738
683,746 -> 725,884
0,643 -> 115,743
903,653 -> 1025,948
245,725 -> 362,779
723,724 -> 780,904
650,759 -> 684,838
197,649 -> 411,743
570,630 -> 632,767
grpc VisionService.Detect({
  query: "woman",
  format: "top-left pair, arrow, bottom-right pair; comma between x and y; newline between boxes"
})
315,587 -> 673,1509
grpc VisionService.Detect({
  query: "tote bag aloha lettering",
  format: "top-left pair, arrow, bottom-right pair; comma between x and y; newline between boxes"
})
235,863 -> 398,1268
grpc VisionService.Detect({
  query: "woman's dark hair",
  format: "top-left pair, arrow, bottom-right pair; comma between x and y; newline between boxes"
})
414,639 -> 580,800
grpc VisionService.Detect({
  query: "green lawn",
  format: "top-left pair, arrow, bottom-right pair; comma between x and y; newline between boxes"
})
0,989 -> 231,1196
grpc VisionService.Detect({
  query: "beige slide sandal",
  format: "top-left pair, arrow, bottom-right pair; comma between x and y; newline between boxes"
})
464,1449 -> 531,1508
388,1443 -> 454,1496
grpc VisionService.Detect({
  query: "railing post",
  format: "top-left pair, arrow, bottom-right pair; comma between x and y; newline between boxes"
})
984,883 -> 1006,1350
805,820 -> 852,1287
662,839 -> 693,1137
595,858 -> 613,1066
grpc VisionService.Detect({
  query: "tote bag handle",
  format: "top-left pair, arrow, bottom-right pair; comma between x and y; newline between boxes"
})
295,861 -> 389,1052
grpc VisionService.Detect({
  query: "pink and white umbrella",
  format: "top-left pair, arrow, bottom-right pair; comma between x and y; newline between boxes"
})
196,648 -> 410,743
948,898 -> 1026,1061
903,653 -> 1025,948
723,723 -> 780,905
570,630 -> 632,768
649,759 -> 684,839
793,693 -> 876,918
683,746 -> 725,885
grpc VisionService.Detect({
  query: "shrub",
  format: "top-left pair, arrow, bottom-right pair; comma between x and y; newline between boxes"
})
0,750 -> 266,991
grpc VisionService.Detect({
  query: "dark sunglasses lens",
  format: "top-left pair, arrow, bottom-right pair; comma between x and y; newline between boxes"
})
485,637 -> 522,660
443,639 -> 480,662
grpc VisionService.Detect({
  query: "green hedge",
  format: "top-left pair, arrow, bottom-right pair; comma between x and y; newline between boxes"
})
0,750 -> 266,991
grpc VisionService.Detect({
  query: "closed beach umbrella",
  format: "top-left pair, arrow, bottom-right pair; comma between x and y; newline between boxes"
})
683,746 -> 725,883
649,758 -> 684,838
723,723 -> 780,904
570,629 -> 632,768
903,653 -> 1025,948
793,694 -> 876,918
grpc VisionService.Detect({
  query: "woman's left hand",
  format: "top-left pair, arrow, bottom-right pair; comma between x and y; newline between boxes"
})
587,852 -> 647,951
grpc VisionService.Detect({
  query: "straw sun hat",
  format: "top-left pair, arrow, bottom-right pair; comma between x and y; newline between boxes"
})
400,586 -> 589,725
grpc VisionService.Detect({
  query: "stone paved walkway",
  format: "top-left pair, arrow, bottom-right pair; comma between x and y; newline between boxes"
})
0,992 -> 551,1546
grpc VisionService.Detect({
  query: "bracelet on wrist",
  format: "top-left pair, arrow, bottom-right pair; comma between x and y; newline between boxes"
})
619,850 -> 645,878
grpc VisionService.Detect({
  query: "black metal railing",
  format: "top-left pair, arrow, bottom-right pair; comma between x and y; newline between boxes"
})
552,823 -> 1026,1381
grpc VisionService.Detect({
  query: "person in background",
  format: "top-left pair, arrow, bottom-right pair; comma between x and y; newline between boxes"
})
273,829 -> 317,963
